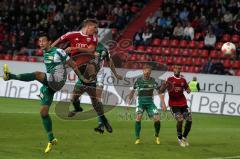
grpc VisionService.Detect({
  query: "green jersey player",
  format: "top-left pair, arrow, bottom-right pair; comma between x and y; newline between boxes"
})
3,33 -> 86,153
94,43 -> 123,133
128,64 -> 166,144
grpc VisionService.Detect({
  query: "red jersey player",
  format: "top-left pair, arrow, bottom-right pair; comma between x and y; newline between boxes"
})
51,19 -> 113,134
51,19 -> 98,57
159,65 -> 192,147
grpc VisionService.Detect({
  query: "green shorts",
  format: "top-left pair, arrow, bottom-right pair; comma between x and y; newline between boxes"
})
39,85 -> 55,106
136,102 -> 159,118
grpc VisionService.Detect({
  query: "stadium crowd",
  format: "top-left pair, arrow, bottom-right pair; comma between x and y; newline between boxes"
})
134,0 -> 240,44
131,0 -> 240,75
0,0 -> 146,56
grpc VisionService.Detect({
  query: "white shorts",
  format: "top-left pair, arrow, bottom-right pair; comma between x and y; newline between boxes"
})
96,68 -> 105,87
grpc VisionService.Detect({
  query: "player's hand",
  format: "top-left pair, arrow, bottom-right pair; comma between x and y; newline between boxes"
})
161,104 -> 167,112
65,47 -> 74,53
116,74 -> 123,80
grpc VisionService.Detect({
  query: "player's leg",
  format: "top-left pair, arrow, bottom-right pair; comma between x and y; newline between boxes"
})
3,64 -> 46,83
39,85 -> 57,153
95,85 -> 104,133
182,106 -> 192,146
135,107 -> 143,144
86,85 -> 113,133
147,104 -> 161,144
170,107 -> 185,147
68,81 -> 85,117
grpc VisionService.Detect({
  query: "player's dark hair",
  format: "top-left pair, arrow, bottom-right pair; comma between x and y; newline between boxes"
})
38,31 -> 51,41
83,19 -> 98,27
143,63 -> 152,69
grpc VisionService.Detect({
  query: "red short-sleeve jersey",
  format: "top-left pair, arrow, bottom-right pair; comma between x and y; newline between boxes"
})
60,31 -> 98,56
166,75 -> 189,107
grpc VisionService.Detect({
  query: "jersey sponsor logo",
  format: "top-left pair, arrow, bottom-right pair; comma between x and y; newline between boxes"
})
48,56 -> 54,60
86,37 -> 91,43
76,43 -> 88,48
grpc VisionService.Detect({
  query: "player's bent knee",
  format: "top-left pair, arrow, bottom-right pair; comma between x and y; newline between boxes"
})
136,115 -> 142,121
40,106 -> 49,117
175,114 -> 184,122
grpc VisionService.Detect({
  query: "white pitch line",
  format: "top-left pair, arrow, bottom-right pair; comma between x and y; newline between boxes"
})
0,111 -> 55,115
208,155 -> 240,159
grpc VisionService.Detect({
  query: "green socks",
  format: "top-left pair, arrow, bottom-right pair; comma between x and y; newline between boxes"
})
41,115 -> 54,141
135,121 -> 141,139
9,73 -> 36,81
154,121 -> 161,137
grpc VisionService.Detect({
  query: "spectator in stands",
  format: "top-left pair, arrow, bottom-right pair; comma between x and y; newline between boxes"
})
173,22 -> 184,39
145,13 -> 157,26
142,29 -> 152,46
7,35 -> 20,54
133,29 -> 143,46
202,58 -> 213,74
204,29 -> 216,51
179,7 -> 189,22
223,10 -> 233,23
183,22 -> 194,40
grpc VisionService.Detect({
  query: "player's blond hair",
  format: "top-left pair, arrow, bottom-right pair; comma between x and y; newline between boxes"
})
83,19 -> 98,27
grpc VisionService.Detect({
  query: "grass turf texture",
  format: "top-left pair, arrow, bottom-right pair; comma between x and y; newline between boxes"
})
0,97 -> 240,159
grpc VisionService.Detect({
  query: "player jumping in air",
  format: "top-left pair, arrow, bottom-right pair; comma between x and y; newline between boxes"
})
51,19 -> 113,132
3,33 -> 87,153
128,64 -> 166,145
159,65 -> 192,147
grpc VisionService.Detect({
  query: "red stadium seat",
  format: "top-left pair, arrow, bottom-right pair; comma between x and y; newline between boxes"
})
4,54 -> 12,60
161,39 -> 169,47
157,58 -> 165,64
232,34 -> 240,43
163,48 -> 171,56
209,50 -> 219,59
28,57 -> 38,62
198,49 -> 209,58
170,39 -> 179,48
12,55 -> 21,61
221,34 -> 231,42
182,66 -> 189,72
179,40 -> 188,48
189,41 -> 196,49
185,57 -> 193,66
216,42 -> 223,50
191,49 -> 198,57
166,57 -> 173,65
194,58 -> 204,66
232,61 -> 240,69
182,49 -> 190,57
19,55 -> 28,61
151,38 -> 161,46
152,55 -> 160,61
127,45 -> 135,52
235,70 -> 240,76
175,57 -> 182,65
223,60 -> 231,68
197,41 -> 205,49
173,48 -> 181,56
136,45 -> 145,52
146,46 -> 153,54
153,47 -> 162,55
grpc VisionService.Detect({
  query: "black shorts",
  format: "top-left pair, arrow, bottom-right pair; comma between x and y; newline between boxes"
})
170,106 -> 192,119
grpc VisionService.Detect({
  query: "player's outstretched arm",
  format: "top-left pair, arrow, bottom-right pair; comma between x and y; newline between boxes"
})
107,59 -> 123,80
159,81 -> 168,111
65,45 -> 96,55
51,38 -> 61,48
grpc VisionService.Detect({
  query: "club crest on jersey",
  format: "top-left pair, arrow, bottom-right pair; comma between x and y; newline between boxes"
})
86,37 -> 91,43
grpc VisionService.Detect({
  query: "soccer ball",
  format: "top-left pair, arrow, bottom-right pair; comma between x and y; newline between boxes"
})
221,42 -> 236,56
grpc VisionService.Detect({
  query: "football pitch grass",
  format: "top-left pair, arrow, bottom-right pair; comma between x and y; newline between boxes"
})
0,97 -> 240,159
